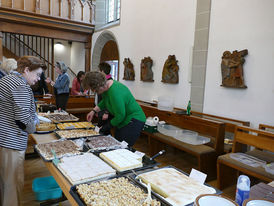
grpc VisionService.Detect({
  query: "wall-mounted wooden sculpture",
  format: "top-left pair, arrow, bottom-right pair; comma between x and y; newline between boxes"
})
221,49 -> 248,88
123,58 -> 135,81
162,55 -> 179,84
141,57 -> 154,82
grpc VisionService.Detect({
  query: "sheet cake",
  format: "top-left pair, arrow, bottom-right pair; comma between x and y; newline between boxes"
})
55,129 -> 99,139
57,122 -> 95,130
137,167 -> 216,206
99,149 -> 143,172
85,135 -> 123,151
35,140 -> 80,160
57,153 -> 116,185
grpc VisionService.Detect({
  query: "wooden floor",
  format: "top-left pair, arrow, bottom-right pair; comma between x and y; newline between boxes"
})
22,135 -> 236,206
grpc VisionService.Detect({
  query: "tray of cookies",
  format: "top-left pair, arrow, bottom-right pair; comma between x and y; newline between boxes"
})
57,122 -> 95,130
55,129 -> 100,140
39,112 -> 79,123
70,176 -> 169,206
84,135 -> 126,152
35,139 -> 81,161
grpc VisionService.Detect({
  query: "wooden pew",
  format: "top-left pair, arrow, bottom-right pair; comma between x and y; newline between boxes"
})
217,126 -> 274,190
35,95 -> 95,109
259,124 -> 274,132
139,103 -> 225,180
35,95 -> 95,121
136,99 -> 249,133
137,99 -> 250,153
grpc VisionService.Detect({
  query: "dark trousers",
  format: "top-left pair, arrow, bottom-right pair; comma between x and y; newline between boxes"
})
56,93 -> 69,110
115,118 -> 145,147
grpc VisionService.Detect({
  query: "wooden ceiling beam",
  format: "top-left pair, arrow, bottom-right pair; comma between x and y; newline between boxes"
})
0,7 -> 94,42
0,21 -> 91,42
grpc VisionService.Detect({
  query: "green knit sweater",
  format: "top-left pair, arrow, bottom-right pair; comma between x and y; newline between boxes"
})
98,81 -> 146,128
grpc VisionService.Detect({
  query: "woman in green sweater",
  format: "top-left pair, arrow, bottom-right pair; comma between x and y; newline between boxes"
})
82,71 -> 146,146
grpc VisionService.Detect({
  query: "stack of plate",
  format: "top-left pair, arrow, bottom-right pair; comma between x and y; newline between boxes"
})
243,199 -> 274,206
194,194 -> 238,206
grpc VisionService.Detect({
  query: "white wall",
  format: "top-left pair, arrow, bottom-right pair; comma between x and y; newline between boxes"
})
71,42 -> 85,75
54,40 -> 85,86
92,0 -> 274,127
92,0 -> 197,108
204,0 -> 274,127
54,40 -> 71,69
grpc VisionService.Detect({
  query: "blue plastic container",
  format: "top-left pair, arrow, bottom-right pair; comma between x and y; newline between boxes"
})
32,176 -> 62,201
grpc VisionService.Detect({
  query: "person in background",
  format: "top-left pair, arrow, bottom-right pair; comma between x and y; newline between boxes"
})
31,71 -> 51,96
98,62 -> 113,81
71,71 -> 86,95
82,71 -> 146,146
46,61 -> 70,110
0,56 -> 46,206
97,62 -> 113,135
0,58 -> 17,79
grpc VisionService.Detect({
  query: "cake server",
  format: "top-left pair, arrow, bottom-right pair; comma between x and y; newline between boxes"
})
149,150 -> 165,161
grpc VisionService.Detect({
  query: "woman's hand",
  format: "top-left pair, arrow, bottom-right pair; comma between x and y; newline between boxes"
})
102,113 -> 109,121
46,77 -> 54,86
87,110 -> 96,122
45,77 -> 51,84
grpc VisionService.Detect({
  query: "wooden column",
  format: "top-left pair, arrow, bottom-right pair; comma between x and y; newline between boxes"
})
85,35 -> 92,72
0,32 -> 3,61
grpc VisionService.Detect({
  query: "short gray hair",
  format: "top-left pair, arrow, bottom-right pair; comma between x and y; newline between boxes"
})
1,58 -> 17,74
56,61 -> 68,73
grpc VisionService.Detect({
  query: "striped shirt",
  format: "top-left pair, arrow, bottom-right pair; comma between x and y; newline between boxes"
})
0,74 -> 36,151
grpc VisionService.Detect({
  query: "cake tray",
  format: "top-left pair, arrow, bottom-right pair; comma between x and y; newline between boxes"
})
69,175 -> 170,206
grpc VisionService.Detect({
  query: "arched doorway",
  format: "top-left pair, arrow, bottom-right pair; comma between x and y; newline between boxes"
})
92,31 -> 119,80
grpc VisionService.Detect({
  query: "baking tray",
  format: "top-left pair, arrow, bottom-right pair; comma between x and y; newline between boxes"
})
69,175 -> 170,206
56,122 -> 95,130
35,130 -> 56,134
83,135 -> 127,152
34,139 -> 82,162
96,147 -> 160,175
42,113 -> 79,123
54,129 -> 101,140
129,165 -> 222,206
53,153 -> 116,186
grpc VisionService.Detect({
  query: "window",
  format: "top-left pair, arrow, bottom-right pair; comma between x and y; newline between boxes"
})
107,0 -> 120,23
107,0 -> 115,22
95,0 -> 120,30
106,60 -> 119,80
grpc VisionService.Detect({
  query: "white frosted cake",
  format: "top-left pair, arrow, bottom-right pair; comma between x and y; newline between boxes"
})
99,149 -> 143,172
137,167 -> 216,206
57,153 -> 116,185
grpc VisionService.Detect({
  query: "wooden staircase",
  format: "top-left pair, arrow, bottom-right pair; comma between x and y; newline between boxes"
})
2,32 -> 76,82
0,0 -> 95,71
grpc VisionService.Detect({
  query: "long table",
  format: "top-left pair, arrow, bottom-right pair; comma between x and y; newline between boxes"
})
29,133 -> 78,206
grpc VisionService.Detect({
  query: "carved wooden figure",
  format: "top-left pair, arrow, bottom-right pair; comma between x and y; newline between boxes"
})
162,55 -> 179,84
123,58 -> 135,81
221,49 -> 248,88
141,57 -> 154,82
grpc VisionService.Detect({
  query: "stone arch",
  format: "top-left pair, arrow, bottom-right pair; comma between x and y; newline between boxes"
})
92,30 -> 119,71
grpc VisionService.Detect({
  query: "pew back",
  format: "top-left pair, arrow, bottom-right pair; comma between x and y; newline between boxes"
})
139,103 -> 225,154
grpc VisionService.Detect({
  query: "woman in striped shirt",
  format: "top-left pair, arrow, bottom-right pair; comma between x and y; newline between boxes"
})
0,56 -> 46,206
